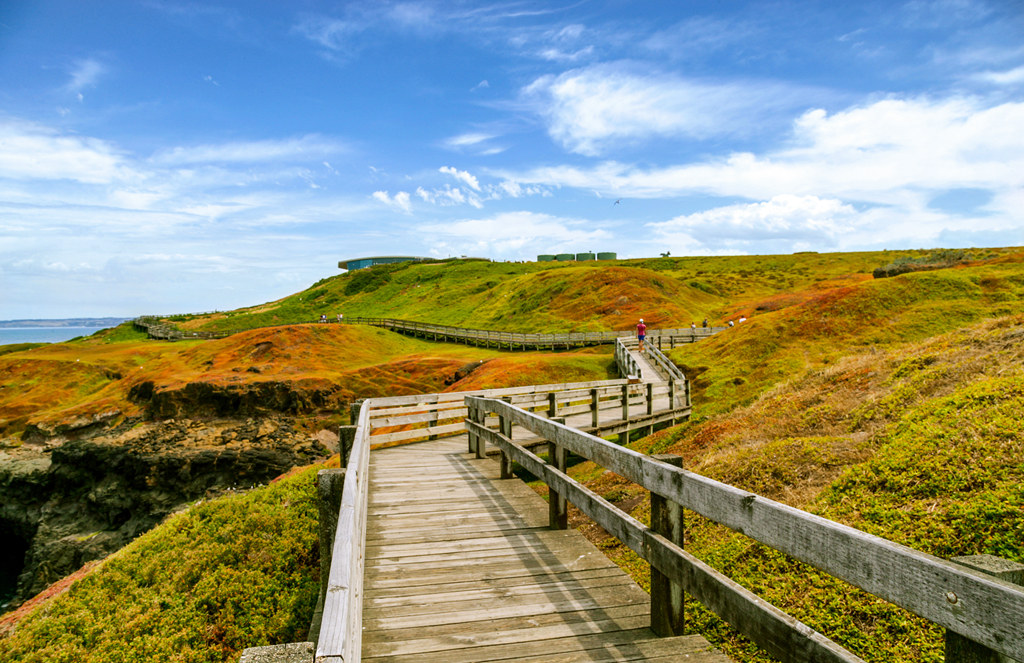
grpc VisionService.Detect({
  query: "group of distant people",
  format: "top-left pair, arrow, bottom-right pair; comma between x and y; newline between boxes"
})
317,313 -> 344,323
635,315 -> 746,351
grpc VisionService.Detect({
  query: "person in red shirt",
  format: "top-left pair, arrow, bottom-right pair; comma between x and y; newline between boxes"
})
636,318 -> 647,352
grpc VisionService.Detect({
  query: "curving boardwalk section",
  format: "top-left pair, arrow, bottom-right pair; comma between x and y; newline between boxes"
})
361,435 -> 727,662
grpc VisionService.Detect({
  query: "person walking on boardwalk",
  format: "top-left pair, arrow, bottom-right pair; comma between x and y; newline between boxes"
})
702,318 -> 708,328
636,318 -> 647,353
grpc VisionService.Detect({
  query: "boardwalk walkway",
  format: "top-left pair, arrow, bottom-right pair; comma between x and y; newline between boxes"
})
361,436 -> 728,662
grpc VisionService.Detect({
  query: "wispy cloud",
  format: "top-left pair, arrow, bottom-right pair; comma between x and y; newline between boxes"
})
152,135 -> 349,165
65,58 -> 107,99
505,96 -> 1024,203
0,120 -> 130,183
649,195 -> 860,254
974,65 -> 1024,86
522,62 -> 817,156
421,210 -> 609,258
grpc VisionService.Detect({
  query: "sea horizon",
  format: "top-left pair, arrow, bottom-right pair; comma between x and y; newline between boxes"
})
0,326 -> 114,345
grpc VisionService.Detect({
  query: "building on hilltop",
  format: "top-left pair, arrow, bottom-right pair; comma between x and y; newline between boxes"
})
338,256 -> 429,271
339,256 -> 493,271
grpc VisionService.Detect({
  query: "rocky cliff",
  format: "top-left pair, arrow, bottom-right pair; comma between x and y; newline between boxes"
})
0,415 -> 331,607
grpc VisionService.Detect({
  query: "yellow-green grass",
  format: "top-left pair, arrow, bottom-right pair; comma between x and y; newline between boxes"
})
167,249 -> 1021,335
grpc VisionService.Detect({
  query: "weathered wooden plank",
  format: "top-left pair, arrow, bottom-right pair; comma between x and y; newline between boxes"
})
369,421 -> 465,444
509,636 -> 727,663
371,408 -> 468,427
362,603 -> 649,644
362,551 -> 619,591
361,627 -> 714,662
365,566 -> 628,599
363,613 -> 656,657
363,573 -> 642,611
362,584 -> 650,629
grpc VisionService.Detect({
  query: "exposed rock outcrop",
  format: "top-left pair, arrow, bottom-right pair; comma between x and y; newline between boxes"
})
130,380 -> 344,419
0,416 -> 330,607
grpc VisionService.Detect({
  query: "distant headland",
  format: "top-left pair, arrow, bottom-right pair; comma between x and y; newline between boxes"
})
0,317 -> 129,329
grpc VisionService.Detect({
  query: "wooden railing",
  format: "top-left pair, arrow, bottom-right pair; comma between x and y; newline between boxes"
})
462,397 -> 1024,663
133,316 -> 233,340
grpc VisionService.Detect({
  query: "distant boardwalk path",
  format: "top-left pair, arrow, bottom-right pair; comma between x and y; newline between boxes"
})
134,314 -> 726,348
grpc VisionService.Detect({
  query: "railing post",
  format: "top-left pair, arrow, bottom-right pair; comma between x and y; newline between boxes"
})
338,426 -> 356,468
650,454 -> 685,637
548,418 -> 568,530
945,554 -> 1024,662
668,379 -> 677,413
478,408 -> 491,459
621,383 -> 630,421
591,388 -> 600,428
685,378 -> 692,408
467,403 -> 478,454
548,391 -> 558,419
499,408 -> 514,478
646,382 -> 655,416
309,468 -> 346,644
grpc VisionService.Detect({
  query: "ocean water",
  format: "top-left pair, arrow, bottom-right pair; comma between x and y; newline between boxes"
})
0,327 -> 109,345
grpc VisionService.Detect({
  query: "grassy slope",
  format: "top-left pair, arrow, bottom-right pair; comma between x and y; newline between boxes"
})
0,325 -> 613,437
170,249 -> 976,334
2,247 -> 1023,662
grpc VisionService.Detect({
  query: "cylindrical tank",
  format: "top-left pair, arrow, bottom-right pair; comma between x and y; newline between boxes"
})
597,252 -> 617,260
555,253 -> 575,261
537,254 -> 555,262
575,252 -> 595,261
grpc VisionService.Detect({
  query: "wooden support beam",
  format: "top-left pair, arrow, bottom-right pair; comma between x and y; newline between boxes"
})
548,439 -> 568,530
945,554 -> 1024,663
650,454 -> 685,637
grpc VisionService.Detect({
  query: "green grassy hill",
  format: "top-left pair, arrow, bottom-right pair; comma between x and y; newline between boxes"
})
1,247 -> 1022,662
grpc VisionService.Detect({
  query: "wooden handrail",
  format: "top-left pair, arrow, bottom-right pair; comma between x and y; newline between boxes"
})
464,397 -> 1024,662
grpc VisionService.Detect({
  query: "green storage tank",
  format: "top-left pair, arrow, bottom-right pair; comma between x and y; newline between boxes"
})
555,253 -> 575,261
537,254 -> 555,262
575,252 -> 595,261
597,252 -> 617,260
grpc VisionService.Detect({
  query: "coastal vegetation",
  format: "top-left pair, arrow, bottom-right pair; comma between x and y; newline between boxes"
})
0,247 -> 1022,662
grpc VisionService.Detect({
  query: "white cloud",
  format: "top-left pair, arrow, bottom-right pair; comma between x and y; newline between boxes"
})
439,165 -> 480,191
442,132 -> 498,151
372,190 -> 412,212
153,134 -> 348,165
65,58 -> 107,95
974,65 -> 1024,86
523,62 -> 811,156
650,195 -> 860,253
0,120 -> 130,183
421,211 -> 609,257
505,96 -> 1024,204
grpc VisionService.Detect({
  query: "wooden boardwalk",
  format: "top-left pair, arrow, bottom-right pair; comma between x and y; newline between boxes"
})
360,436 -> 729,662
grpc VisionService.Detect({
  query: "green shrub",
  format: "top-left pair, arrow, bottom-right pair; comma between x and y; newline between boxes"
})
0,466 -> 322,663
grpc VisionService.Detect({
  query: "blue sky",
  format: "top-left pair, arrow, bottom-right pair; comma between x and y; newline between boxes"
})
1,0 -> 1022,319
